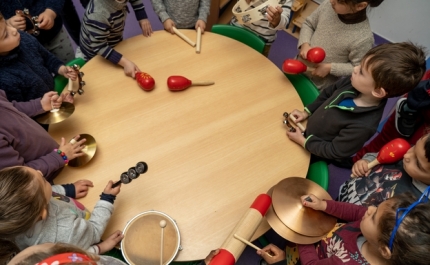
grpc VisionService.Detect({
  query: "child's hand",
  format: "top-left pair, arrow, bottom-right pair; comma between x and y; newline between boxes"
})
286,128 -> 305,147
73,179 -> 94,199
120,58 -> 140,78
267,6 -> 283,28
299,43 -> 311,60
41,91 -> 60,111
103,180 -> 121,196
139,19 -> 153,37
203,249 -> 219,264
97,230 -> 124,254
352,159 -> 371,177
311,63 -> 331,78
38,9 -> 56,30
195,20 -> 206,33
58,65 -> 78,81
257,244 -> 285,264
163,19 -> 176,34
301,194 -> 327,211
58,135 -> 87,162
60,92 -> 74,104
7,15 -> 26,30
290,109 -> 308,122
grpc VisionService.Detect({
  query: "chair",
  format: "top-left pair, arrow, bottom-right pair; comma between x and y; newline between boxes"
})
211,24 -> 265,54
54,57 -> 86,93
306,160 -> 329,191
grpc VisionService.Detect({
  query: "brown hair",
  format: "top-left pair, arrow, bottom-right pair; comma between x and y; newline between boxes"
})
377,193 -> 430,265
362,42 -> 427,97
338,0 -> 384,11
0,167 -> 47,238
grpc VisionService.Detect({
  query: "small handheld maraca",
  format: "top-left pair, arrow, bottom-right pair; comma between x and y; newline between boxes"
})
282,59 -> 314,75
136,72 -> 155,91
167,75 -> 214,91
351,138 -> 410,177
112,161 -> 148,188
306,47 -> 326,64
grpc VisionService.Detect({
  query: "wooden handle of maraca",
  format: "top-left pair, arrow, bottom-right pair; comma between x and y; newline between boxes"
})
172,27 -> 196,47
288,115 -> 306,131
191,81 -> 215,86
196,27 -> 202,54
350,159 -> 380,178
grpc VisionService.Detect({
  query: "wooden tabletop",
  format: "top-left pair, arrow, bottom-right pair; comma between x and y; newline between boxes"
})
50,30 -> 310,261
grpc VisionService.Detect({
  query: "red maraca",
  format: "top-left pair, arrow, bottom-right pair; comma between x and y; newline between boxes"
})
351,138 -> 410,177
167,75 -> 215,91
282,59 -> 315,75
307,47 -> 326,63
136,72 -> 155,91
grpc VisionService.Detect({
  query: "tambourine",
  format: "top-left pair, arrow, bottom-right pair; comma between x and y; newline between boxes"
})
232,0 -> 287,25
15,9 -> 40,36
68,64 -> 85,97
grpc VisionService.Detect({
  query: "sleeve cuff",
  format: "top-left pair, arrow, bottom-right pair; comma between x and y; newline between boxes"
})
303,134 -> 313,149
62,183 -> 76,198
100,193 -> 116,204
304,107 -> 312,116
134,9 -> 148,20
106,50 -> 123,64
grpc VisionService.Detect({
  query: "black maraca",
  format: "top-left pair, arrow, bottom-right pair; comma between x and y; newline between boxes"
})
112,161 -> 148,188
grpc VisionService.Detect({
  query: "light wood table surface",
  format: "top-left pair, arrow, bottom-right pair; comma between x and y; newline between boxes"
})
50,30 -> 310,262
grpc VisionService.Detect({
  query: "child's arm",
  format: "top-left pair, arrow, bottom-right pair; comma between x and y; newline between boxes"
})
150,0 -> 170,24
38,0 -> 65,30
298,244 -> 346,265
297,1 -> 322,59
35,38 -> 64,76
52,179 -> 94,199
196,0 -> 211,32
267,1 -> 292,30
304,79 -> 340,115
129,0 -> 152,37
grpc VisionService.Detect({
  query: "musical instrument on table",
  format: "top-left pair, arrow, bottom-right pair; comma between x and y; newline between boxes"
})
121,211 -> 181,265
233,0 -> 284,25
351,138 -> 410,178
209,194 -> 272,265
306,47 -> 326,64
136,72 -> 156,91
16,9 -> 39,36
35,102 -> 75,124
112,161 -> 148,188
283,112 -> 305,132
172,27 -> 196,47
266,177 -> 336,244
167,76 -> 215,91
196,27 -> 202,54
67,64 -> 86,97
282,59 -> 314,75
68,134 -> 97,167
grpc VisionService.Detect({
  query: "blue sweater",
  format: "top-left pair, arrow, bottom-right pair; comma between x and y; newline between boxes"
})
0,32 -> 64,102
0,0 -> 65,44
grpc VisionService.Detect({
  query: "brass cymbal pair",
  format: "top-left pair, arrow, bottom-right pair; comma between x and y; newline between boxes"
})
68,134 -> 97,167
35,102 -> 75,124
266,177 -> 336,244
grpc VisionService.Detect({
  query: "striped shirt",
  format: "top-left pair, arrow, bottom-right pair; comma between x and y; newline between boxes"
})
79,0 -> 148,64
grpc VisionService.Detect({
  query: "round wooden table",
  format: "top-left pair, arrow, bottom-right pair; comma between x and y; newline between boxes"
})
50,30 -> 310,261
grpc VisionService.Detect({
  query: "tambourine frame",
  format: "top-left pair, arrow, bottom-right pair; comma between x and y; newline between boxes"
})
232,0 -> 287,25
15,8 -> 40,36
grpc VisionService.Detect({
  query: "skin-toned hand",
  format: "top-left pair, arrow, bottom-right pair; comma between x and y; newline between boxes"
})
58,135 -> 87,161
60,92 -> 74,104
267,6 -> 283,28
352,159 -> 371,177
58,66 -> 78,80
40,91 -> 60,111
7,15 -> 26,30
300,194 -> 327,211
37,9 -> 56,30
73,179 -> 94,199
118,57 -> 140,78
139,19 -> 153,37
203,249 -> 220,264
286,128 -> 306,147
195,20 -> 206,33
163,19 -> 176,34
290,109 -> 309,122
299,43 -> 311,60
103,180 -> 121,196
97,230 -> 124,254
311,63 -> 331,78
257,244 -> 285,264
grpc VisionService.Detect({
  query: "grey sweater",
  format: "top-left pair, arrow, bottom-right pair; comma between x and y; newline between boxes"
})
298,0 -> 374,89
150,0 -> 211,29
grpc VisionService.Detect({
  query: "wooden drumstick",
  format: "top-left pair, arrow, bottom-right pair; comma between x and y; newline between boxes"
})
233,234 -> 273,258
160,220 -> 167,265
196,27 -> 202,54
68,78 -> 73,92
172,27 -> 196,47
289,114 -> 306,132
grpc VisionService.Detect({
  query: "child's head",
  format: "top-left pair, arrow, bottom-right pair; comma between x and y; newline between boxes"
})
360,191 -> 430,265
329,0 -> 384,14
352,42 -> 426,98
0,166 -> 50,239
403,134 -> 430,185
0,12 -> 21,56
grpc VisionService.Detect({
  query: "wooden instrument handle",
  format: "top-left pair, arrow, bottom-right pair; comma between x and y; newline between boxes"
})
306,66 -> 315,72
233,234 -> 273,258
196,27 -> 202,54
350,159 -> 380,178
191,81 -> 215,86
288,115 -> 306,131
172,27 -> 196,47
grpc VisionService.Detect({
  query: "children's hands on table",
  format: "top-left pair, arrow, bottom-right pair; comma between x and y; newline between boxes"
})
104,180 -> 121,196
59,65 -> 77,80
58,135 -> 87,161
163,19 -> 176,34
311,63 -> 331,78
257,244 -> 285,264
37,9 -> 56,30
60,92 -> 74,104
97,230 -> 124,254
299,43 -> 311,60
7,15 -> 26,30
203,249 -> 219,264
286,128 -> 305,146
195,20 -> 206,33
300,194 -> 327,211
267,6 -> 283,28
352,159 -> 371,177
290,109 -> 308,122
120,58 -> 140,78
73,180 -> 94,199
139,18 -> 153,37
41,91 -> 61,111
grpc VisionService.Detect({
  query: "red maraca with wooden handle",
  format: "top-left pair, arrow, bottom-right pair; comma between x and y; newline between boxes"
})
351,138 -> 410,177
282,59 -> 315,75
306,47 -> 326,63
167,75 -> 215,91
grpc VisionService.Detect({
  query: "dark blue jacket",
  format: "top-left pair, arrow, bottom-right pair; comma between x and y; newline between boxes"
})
0,0 -> 65,44
0,32 -> 63,102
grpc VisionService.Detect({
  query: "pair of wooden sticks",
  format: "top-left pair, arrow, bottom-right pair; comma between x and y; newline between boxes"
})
172,27 -> 202,54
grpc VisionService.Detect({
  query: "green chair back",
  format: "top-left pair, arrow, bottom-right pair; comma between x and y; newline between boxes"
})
306,160 -> 329,191
211,24 -> 265,54
54,57 -> 86,93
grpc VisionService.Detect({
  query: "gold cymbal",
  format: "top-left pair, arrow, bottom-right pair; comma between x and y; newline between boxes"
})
35,102 -> 75,124
271,177 -> 336,237
68,134 -> 97,167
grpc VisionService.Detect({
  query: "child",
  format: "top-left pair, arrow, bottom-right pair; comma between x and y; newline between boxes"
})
298,0 -> 384,89
230,0 -> 293,57
0,90 -> 85,181
0,12 -> 76,103
257,191 -> 430,265
0,166 -> 121,252
150,0 -> 210,33
338,134 -> 430,207
0,0 -> 75,62
78,0 -> 153,79
287,42 -> 426,162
